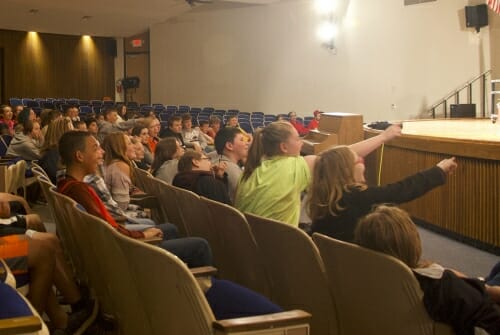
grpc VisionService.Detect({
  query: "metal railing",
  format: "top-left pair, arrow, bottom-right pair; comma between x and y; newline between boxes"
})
428,70 -> 491,118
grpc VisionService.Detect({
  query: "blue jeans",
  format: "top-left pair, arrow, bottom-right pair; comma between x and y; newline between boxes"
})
205,278 -> 282,320
486,261 -> 500,286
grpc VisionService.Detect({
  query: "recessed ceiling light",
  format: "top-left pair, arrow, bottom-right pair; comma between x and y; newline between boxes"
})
28,9 -> 39,14
81,16 -> 92,21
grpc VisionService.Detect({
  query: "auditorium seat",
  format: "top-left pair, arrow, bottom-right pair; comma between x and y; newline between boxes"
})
245,213 -> 338,335
312,233 -> 455,335
200,197 -> 271,297
133,167 -> 188,236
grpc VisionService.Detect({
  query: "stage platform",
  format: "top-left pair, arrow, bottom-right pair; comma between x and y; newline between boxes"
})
364,118 -> 500,253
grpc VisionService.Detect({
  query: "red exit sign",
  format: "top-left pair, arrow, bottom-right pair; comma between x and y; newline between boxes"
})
131,39 -> 143,48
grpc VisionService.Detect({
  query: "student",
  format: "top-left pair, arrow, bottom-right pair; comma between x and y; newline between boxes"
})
207,116 -> 222,140
132,125 -> 153,167
181,114 -> 207,151
160,115 -> 201,151
287,111 -> 308,136
226,115 -> 252,142
173,151 -> 230,204
57,131 -> 283,319
57,131 -> 212,268
152,137 -> 185,184
214,127 -> 249,203
0,105 -> 15,135
6,120 -> 43,160
39,117 -> 74,184
355,205 -> 500,335
97,108 -> 142,143
307,110 -> 322,130
308,145 -> 456,243
235,121 -> 402,226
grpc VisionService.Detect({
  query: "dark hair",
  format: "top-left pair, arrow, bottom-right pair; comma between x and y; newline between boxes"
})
181,113 -> 192,122
63,105 -> 78,114
22,120 -> 34,135
40,109 -> 61,128
131,125 -> 147,137
209,116 -> 221,126
199,120 -> 209,127
168,115 -> 182,127
151,137 -> 179,175
85,117 -> 97,127
58,131 -> 92,165
214,127 -> 242,155
177,151 -> 202,173
17,107 -> 33,125
103,108 -> 118,119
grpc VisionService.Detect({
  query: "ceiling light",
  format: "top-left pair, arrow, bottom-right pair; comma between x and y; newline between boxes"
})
81,16 -> 92,21
28,9 -> 39,14
316,21 -> 337,42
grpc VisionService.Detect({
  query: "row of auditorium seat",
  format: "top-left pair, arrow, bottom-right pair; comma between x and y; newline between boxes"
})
34,169 -> 311,335
8,98 -> 315,132
132,167 -> 456,335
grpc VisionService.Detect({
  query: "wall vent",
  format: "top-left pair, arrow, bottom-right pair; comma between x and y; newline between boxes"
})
404,0 -> 436,5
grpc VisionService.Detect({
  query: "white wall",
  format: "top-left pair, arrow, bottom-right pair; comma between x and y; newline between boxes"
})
150,0 -> 491,122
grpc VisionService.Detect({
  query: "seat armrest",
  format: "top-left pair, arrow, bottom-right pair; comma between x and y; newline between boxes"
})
0,315 -> 42,335
129,195 -> 158,208
213,310 -> 311,333
190,266 -> 218,277
142,237 -> 163,245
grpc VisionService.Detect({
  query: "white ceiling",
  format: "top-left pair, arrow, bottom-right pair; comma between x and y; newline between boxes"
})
0,0 -> 279,38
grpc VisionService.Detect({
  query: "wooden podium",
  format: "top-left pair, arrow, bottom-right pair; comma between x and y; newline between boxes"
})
301,112 -> 364,155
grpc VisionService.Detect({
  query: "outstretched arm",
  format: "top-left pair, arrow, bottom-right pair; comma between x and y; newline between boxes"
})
349,124 -> 402,157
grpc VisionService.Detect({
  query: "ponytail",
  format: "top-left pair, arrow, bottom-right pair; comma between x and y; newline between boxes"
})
241,128 -> 265,180
241,121 -> 294,181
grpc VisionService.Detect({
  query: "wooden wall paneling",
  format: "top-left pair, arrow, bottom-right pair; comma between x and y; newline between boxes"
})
365,127 -> 500,249
0,29 -> 114,103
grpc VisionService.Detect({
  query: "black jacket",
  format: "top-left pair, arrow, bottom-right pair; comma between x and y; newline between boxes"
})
173,170 -> 231,205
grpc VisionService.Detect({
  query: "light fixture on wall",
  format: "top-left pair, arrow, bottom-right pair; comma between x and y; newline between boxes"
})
313,0 -> 349,53
316,18 -> 337,51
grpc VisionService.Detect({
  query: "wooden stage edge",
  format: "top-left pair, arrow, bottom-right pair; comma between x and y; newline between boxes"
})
364,118 -> 500,254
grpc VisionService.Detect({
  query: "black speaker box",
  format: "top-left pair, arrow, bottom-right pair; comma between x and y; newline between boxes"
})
122,76 -> 140,89
465,4 -> 488,30
450,104 -> 476,118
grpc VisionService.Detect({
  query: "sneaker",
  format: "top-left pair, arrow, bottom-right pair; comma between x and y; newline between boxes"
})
66,298 -> 97,334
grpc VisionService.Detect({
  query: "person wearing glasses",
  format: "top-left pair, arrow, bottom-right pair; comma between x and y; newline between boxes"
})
308,145 -> 457,242
173,151 -> 230,204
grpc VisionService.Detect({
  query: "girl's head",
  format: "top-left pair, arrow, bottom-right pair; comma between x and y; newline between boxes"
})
132,126 -> 150,144
355,205 -> 422,269
42,117 -> 74,152
0,105 -> 13,121
178,151 -> 211,173
242,121 -> 301,180
307,146 -> 366,220
151,137 -> 184,174
130,137 -> 145,160
102,132 -> 132,166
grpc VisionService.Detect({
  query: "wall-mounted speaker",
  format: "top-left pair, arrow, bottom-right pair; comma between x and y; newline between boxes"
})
465,4 -> 488,32
450,104 -> 476,118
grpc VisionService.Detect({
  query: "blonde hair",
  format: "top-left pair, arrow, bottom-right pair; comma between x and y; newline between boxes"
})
354,205 -> 423,268
307,146 -> 366,220
241,121 -> 295,180
103,132 -> 131,167
41,117 -> 73,154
